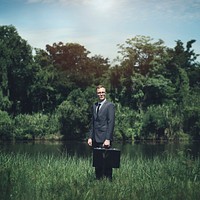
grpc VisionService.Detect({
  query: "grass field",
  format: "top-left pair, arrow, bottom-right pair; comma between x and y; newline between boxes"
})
0,151 -> 200,200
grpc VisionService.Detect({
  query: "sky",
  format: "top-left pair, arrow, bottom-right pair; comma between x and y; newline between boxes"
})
0,0 -> 200,63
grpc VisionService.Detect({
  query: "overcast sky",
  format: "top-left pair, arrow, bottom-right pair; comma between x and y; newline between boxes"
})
1,0 -> 200,62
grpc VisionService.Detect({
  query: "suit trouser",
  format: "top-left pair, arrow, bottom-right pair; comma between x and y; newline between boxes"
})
93,141 -> 112,180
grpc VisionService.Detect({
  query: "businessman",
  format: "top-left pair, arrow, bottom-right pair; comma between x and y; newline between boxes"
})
88,85 -> 115,180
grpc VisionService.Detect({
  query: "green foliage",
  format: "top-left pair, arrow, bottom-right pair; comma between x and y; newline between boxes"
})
114,36 -> 172,108
14,113 -> 59,140
146,75 -> 174,100
46,42 -> 109,90
0,110 -> 14,140
166,66 -> 190,106
57,88 -> 91,140
30,50 -> 59,113
183,107 -> 200,140
0,25 -> 35,114
115,103 -> 143,140
141,104 -> 187,140
136,74 -> 175,108
117,35 -> 169,75
0,24 -> 199,141
169,39 -> 199,70
0,89 -> 12,111
183,89 -> 200,139
177,67 -> 190,106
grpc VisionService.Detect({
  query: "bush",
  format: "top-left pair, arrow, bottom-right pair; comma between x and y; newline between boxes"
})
115,103 -> 142,141
183,106 -> 200,139
183,89 -> 200,139
0,90 -> 12,111
57,89 -> 90,140
0,110 -> 14,140
14,113 -> 60,140
141,104 -> 186,140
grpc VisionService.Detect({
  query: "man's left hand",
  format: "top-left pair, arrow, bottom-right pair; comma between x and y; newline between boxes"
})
103,139 -> 110,148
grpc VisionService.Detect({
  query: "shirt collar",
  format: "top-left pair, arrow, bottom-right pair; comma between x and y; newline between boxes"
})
99,99 -> 106,106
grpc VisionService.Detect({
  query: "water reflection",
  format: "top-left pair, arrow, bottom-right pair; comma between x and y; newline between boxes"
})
115,142 -> 176,159
0,140 -> 200,159
0,141 -> 92,157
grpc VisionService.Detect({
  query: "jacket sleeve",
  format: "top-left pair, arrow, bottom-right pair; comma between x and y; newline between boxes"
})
88,105 -> 94,139
106,103 -> 115,141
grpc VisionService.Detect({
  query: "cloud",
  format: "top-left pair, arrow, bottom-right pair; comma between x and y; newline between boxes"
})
154,0 -> 200,19
6,0 -> 199,61
25,0 -> 200,18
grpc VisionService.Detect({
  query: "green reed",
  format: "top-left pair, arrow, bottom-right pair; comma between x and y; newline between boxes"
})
0,151 -> 200,200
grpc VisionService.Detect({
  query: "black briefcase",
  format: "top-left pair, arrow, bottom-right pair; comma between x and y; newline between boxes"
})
93,148 -> 121,168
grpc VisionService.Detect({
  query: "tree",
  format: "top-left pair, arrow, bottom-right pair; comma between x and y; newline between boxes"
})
57,88 -> 93,139
46,42 -> 110,90
0,27 -> 13,111
117,35 -> 169,75
167,40 -> 200,88
114,35 -> 171,108
0,25 -> 35,114
46,42 -> 91,89
89,55 -> 110,86
0,110 -> 14,140
30,49 -> 60,112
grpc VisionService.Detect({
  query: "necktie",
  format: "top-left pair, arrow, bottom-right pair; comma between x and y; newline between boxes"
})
97,104 -> 101,115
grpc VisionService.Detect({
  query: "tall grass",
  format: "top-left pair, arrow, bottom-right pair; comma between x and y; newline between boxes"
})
0,151 -> 200,200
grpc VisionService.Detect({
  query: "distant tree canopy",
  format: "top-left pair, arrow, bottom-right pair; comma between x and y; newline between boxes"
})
0,25 -> 34,114
0,25 -> 200,141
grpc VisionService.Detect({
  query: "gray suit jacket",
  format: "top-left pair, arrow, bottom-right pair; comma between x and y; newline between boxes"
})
89,100 -> 115,143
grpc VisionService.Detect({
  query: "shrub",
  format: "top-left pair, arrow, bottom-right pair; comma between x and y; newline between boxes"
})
115,103 -> 142,141
0,110 -> 14,140
14,113 -> 60,140
57,89 -> 90,140
141,104 -> 186,140
183,106 -> 200,139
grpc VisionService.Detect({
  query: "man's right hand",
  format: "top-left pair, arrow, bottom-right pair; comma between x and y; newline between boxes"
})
88,138 -> 92,146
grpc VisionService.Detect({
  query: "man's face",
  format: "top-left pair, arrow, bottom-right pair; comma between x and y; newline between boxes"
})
97,87 -> 106,102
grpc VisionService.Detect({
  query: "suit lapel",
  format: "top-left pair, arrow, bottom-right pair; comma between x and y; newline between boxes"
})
98,100 -> 107,114
94,100 -> 107,119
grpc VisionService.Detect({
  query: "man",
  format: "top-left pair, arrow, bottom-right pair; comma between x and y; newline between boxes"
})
88,85 -> 115,180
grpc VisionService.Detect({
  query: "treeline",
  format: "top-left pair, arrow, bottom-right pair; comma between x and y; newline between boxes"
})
0,25 -> 200,141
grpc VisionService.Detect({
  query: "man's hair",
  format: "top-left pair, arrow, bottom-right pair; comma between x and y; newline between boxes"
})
96,85 -> 106,91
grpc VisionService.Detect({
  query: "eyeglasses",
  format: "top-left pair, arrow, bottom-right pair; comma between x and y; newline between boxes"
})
97,92 -> 106,95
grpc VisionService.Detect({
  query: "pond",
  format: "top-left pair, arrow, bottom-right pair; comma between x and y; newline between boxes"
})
1,140 -> 200,159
